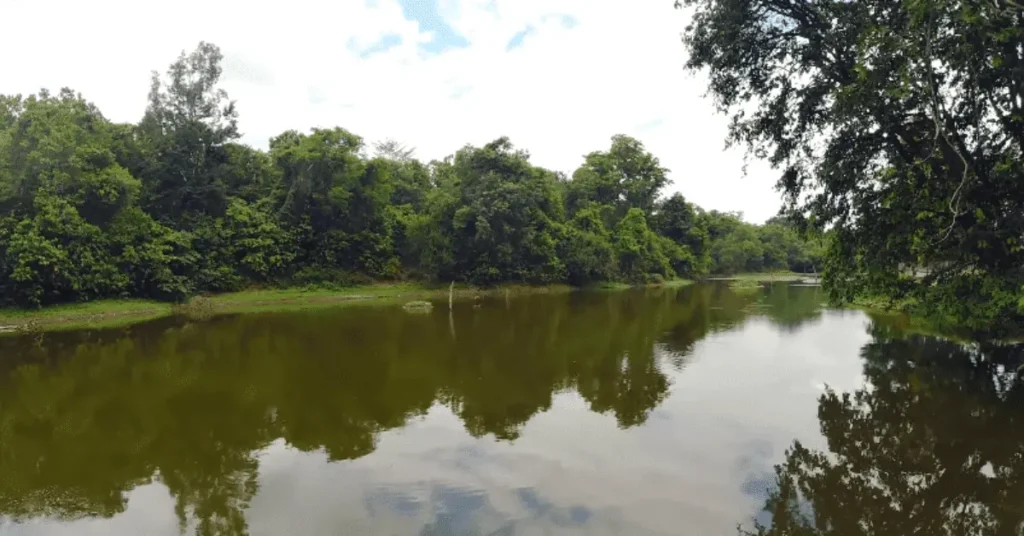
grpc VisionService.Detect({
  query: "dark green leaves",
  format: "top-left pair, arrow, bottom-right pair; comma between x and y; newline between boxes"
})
679,0 -> 1024,336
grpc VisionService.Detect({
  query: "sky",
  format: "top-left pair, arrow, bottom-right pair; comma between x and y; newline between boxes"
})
1,0 -> 782,223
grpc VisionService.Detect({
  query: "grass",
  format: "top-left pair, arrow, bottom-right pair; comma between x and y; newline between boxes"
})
211,283 -> 427,306
0,299 -> 170,321
0,299 -> 173,333
171,296 -> 217,320
588,279 -> 694,292
0,282 -> 588,334
590,282 -> 634,291
728,279 -> 764,295
661,279 -> 696,288
0,279 -> 700,334
706,271 -> 814,282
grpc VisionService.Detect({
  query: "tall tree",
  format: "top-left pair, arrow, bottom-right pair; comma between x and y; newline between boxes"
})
566,135 -> 669,221
139,42 -> 240,223
652,193 -> 711,275
372,139 -> 416,162
432,137 -> 566,284
678,0 -> 1024,334
269,128 -> 399,278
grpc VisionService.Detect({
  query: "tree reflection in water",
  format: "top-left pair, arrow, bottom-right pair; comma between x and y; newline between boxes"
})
746,321 -> 1024,535
0,285 -> 765,535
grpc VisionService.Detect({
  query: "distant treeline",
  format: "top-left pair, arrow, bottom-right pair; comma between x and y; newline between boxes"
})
0,42 -> 820,307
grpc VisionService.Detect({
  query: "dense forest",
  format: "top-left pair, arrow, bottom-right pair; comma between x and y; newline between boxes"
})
0,42 -> 820,308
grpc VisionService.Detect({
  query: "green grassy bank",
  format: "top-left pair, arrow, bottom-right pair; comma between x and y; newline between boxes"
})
0,280 -> 693,334
705,271 -> 817,282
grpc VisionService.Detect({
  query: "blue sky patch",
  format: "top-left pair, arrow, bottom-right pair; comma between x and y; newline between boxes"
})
398,0 -> 470,54
541,12 -> 580,29
505,25 -> 535,51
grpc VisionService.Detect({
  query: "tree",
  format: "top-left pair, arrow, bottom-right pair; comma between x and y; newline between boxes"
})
269,128 -> 398,278
712,222 -> 764,274
370,140 -> 431,210
678,0 -> 1024,335
0,39 -> 834,306
0,90 -> 190,305
614,208 -> 673,282
372,139 -> 416,162
139,42 -> 239,223
652,193 -> 710,276
560,206 -> 617,285
566,135 -> 669,221
431,138 -> 566,284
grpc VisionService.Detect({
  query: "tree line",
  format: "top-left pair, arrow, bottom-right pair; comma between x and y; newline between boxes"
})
0,42 -> 820,307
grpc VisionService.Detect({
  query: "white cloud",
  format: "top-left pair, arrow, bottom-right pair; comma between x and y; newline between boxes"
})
0,0 -> 783,222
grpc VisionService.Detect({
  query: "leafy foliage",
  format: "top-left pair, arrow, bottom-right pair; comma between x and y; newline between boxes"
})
678,0 -> 1024,335
0,41 -> 824,308
703,211 -> 824,275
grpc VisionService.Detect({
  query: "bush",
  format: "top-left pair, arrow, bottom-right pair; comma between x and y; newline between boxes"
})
646,273 -> 666,285
171,296 -> 216,320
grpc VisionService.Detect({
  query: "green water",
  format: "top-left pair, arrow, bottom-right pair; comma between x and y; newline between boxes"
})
0,283 -> 1021,535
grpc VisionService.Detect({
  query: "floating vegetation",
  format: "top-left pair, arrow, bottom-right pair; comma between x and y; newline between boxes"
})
729,280 -> 763,295
402,300 -> 434,313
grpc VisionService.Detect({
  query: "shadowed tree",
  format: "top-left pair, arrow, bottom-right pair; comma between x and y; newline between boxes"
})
677,0 -> 1024,335
139,42 -> 239,223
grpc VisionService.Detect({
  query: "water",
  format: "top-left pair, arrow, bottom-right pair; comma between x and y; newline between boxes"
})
0,283 -> 1020,535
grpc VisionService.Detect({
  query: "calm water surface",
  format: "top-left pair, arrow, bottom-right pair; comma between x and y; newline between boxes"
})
1,283 -> 1022,535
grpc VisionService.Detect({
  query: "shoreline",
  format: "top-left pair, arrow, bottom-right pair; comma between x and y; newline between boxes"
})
704,271 -> 817,283
0,280 -> 694,334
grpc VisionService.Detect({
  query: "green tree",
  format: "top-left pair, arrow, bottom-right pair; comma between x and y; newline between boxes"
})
0,39 -> 842,307
614,208 -> 673,282
703,211 -> 762,274
0,90 -> 189,305
432,137 -> 566,284
560,206 -> 617,285
678,0 -> 1024,335
270,128 -> 398,279
138,42 -> 239,223
566,135 -> 669,221
652,193 -> 710,276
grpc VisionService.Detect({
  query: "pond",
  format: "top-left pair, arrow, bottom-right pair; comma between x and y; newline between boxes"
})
0,283 -> 1021,535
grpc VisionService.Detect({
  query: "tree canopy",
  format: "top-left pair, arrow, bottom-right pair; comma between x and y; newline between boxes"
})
677,0 -> 1024,335
0,42 -> 820,308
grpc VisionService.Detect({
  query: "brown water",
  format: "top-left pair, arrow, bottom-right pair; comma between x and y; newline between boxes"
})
0,283 -> 1021,536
